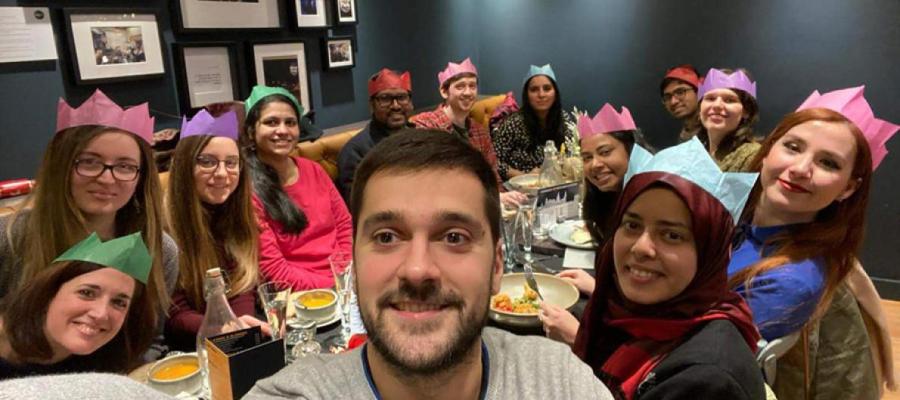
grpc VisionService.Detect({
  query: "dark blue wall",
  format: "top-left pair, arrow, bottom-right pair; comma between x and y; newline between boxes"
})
2,0 -> 899,295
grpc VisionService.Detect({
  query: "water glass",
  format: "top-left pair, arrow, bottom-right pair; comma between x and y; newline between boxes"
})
329,251 -> 353,349
286,299 -> 322,362
514,204 -> 534,264
501,216 -> 518,272
258,281 -> 291,340
534,207 -> 556,237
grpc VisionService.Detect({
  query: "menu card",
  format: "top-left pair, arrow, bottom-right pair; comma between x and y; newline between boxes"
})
206,326 -> 284,400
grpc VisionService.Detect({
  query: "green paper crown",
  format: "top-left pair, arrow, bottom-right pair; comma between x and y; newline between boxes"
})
53,232 -> 152,284
244,85 -> 304,117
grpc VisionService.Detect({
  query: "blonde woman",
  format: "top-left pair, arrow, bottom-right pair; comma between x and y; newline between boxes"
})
164,110 -> 267,350
0,90 -> 177,360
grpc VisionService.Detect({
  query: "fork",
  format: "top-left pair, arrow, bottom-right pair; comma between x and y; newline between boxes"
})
523,263 -> 544,301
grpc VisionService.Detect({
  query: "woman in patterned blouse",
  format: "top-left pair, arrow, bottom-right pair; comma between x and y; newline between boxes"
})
491,65 -> 572,181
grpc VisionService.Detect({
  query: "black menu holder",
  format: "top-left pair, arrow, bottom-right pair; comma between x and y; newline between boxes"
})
206,326 -> 285,400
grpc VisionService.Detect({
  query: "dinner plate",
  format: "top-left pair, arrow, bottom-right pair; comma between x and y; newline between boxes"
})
489,273 -> 579,328
549,219 -> 595,250
507,173 -> 542,194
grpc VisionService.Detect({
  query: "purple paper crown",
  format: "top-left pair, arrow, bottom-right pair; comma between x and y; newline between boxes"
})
697,68 -> 757,100
180,110 -> 239,140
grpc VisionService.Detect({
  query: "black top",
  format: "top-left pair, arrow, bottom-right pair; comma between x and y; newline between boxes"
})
634,319 -> 765,400
336,120 -> 396,203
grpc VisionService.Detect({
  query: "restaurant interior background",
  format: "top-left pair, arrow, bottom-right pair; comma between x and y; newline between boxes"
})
0,0 -> 898,297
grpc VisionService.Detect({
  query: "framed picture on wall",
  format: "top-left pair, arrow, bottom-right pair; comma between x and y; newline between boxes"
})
250,41 -> 312,115
172,42 -> 241,115
294,0 -> 329,28
63,9 -> 165,84
334,0 -> 357,25
174,0 -> 281,31
322,36 -> 354,70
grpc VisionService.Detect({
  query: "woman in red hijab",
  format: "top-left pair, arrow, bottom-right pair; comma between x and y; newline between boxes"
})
574,169 -> 763,399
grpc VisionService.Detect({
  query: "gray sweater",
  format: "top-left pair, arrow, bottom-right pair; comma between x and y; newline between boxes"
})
0,211 -> 179,361
0,373 -> 173,399
244,327 -> 612,400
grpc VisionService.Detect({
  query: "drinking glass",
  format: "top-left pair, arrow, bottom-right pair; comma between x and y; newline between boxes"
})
329,251 -> 353,349
514,204 -> 534,264
287,299 -> 322,361
257,281 -> 291,340
535,207 -> 556,237
501,214 -> 518,273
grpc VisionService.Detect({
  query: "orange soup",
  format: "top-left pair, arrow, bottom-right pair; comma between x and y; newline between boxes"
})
152,360 -> 199,381
299,291 -> 334,308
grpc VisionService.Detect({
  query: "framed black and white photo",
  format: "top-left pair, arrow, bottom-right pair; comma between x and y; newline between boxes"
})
322,36 -> 354,70
172,42 -> 241,115
174,0 -> 281,31
64,9 -> 165,84
334,0 -> 357,25
294,0 -> 329,28
251,41 -> 312,115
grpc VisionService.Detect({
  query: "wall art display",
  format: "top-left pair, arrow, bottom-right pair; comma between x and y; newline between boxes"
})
295,0 -> 329,28
175,0 -> 280,31
334,0 -> 357,25
0,7 -> 58,64
173,42 -> 241,115
322,36 -> 354,70
251,41 -> 311,114
64,9 -> 165,84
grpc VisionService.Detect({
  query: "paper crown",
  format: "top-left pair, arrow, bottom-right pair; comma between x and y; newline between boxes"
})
522,64 -> 557,86
661,64 -> 702,91
368,68 -> 412,97
796,86 -> 898,170
245,85 -> 304,117
624,137 -> 758,224
438,57 -> 478,87
697,68 -> 757,100
53,232 -> 152,284
180,109 -> 239,140
577,103 -> 637,139
56,89 -> 155,144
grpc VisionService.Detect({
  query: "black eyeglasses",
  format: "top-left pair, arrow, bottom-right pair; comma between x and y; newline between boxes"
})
662,87 -> 694,103
196,154 -> 241,173
74,158 -> 141,182
373,93 -> 411,107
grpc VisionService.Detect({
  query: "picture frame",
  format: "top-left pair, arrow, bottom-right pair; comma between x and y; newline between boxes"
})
294,0 -> 329,28
63,8 -> 165,85
172,42 -> 242,115
174,0 -> 281,31
322,36 -> 354,70
250,41 -> 312,115
334,0 -> 357,25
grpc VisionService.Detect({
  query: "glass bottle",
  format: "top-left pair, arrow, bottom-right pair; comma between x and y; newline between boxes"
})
197,268 -> 246,399
539,140 -> 563,186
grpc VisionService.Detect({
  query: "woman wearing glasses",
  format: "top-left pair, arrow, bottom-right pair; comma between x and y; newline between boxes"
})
0,89 -> 177,360
241,85 -> 352,291
163,110 -> 269,351
695,68 -> 761,172
491,64 -> 573,180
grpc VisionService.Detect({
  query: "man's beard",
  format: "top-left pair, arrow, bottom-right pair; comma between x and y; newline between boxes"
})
361,278 -> 490,377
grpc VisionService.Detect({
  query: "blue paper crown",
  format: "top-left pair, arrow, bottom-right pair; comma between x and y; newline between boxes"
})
522,64 -> 556,86
623,137 -> 758,225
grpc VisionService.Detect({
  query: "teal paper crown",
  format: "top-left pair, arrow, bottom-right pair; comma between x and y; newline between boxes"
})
624,137 -> 758,225
522,64 -> 556,86
53,232 -> 152,284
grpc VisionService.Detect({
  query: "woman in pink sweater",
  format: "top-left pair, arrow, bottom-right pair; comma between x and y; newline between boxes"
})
241,86 -> 353,290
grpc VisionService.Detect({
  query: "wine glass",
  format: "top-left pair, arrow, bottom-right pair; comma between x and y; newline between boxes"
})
329,251 -> 353,350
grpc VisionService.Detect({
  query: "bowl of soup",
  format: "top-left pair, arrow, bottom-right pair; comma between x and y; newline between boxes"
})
147,353 -> 201,396
288,288 -> 338,322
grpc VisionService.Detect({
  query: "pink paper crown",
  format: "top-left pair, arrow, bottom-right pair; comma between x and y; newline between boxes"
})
796,86 -> 899,170
56,89 -> 154,144
697,68 -> 757,100
438,57 -> 478,87
180,109 -> 239,140
578,103 -> 637,139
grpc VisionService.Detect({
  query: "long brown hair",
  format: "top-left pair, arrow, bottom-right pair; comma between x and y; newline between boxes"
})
697,68 -> 760,160
728,108 -> 872,319
0,261 -> 156,372
167,135 -> 258,308
7,125 -> 169,312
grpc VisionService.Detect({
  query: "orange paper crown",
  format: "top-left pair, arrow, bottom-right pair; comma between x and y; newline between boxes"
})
56,89 -> 155,144
368,68 -> 412,96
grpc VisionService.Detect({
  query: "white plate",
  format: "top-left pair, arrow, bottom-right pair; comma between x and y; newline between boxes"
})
316,310 -> 341,327
549,220 -> 595,250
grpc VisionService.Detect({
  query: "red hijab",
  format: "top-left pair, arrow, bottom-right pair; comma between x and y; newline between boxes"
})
573,172 -> 759,399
